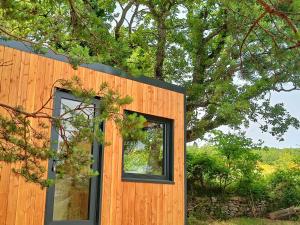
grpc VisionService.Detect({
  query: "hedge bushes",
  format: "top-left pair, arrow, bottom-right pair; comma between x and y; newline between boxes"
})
187,132 -> 300,217
269,169 -> 300,209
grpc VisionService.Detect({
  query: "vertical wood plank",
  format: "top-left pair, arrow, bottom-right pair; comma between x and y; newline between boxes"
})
4,48 -> 23,225
31,56 -> 54,225
100,72 -> 114,225
121,79 -> 135,225
0,46 -> 15,225
179,94 -> 185,224
110,76 -> 121,225
14,50 -> 34,225
173,92 -> 181,225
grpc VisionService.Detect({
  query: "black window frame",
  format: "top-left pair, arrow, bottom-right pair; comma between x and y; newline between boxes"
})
122,110 -> 174,184
44,89 -> 103,225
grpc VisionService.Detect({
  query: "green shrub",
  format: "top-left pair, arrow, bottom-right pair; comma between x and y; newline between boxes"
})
187,132 -> 263,197
268,168 -> 300,209
187,147 -> 229,196
235,176 -> 269,200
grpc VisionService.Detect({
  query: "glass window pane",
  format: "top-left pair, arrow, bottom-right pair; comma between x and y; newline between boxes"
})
124,120 -> 165,175
53,98 -> 93,221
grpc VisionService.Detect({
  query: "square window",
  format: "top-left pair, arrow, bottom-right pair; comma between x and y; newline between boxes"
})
122,111 -> 174,183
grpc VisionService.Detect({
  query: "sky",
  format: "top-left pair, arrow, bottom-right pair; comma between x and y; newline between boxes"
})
195,90 -> 300,148
243,90 -> 300,148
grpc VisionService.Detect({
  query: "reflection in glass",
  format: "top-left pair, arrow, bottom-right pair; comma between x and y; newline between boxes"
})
124,120 -> 165,175
53,98 -> 93,221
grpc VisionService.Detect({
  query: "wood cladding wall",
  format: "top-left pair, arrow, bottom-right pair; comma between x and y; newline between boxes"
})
0,44 -> 185,225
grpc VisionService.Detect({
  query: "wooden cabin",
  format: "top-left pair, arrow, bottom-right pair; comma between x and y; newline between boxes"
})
0,40 -> 186,225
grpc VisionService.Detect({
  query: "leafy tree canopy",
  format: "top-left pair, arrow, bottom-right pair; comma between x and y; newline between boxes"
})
0,0 -> 299,143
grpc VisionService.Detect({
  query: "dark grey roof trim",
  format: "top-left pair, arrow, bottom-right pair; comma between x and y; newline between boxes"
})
0,39 -> 185,94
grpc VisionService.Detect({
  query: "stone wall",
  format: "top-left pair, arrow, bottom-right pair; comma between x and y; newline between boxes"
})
189,196 -> 268,219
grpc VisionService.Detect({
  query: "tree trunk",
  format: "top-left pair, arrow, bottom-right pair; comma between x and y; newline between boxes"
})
268,207 -> 300,220
154,20 -> 167,81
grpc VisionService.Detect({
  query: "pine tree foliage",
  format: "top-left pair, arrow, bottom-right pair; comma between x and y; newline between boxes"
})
0,76 -> 145,187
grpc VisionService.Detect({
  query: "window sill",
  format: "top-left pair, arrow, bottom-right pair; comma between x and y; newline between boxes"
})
121,176 -> 175,184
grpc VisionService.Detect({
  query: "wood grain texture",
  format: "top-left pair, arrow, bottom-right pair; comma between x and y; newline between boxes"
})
0,45 -> 185,225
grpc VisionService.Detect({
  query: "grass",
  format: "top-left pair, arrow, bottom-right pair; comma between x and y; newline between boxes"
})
188,217 -> 300,225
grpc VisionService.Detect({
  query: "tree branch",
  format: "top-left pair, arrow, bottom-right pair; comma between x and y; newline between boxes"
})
128,4 -> 140,36
256,0 -> 298,34
115,0 -> 135,40
204,24 -> 226,43
240,11 -> 268,57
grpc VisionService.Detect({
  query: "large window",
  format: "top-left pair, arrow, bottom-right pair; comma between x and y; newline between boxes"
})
45,90 -> 101,225
122,111 -> 174,183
